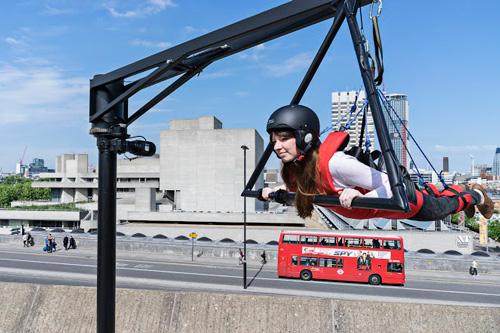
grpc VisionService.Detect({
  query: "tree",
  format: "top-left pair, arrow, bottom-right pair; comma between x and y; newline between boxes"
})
0,176 -> 50,207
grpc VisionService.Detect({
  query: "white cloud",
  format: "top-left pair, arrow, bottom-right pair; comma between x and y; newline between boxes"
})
4,37 -> 21,45
264,52 -> 312,77
238,43 -> 266,62
433,145 -> 497,152
42,7 -> 75,15
198,71 -> 233,80
131,39 -> 171,49
182,26 -> 208,35
106,0 -> 176,18
0,62 -> 89,126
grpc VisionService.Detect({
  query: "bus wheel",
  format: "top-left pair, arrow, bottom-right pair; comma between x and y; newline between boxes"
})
300,270 -> 312,281
369,274 -> 381,285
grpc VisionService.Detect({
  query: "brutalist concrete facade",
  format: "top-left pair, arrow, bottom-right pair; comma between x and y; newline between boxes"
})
160,116 -> 264,213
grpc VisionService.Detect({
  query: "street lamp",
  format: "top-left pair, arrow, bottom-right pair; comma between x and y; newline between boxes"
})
241,144 -> 249,289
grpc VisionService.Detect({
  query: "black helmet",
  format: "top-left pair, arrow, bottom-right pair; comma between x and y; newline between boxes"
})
267,104 -> 320,153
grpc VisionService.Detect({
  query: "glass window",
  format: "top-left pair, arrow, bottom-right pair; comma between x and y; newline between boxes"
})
372,239 -> 382,249
383,240 -> 402,250
319,258 -> 337,267
291,256 -> 298,266
300,235 -> 318,245
387,262 -> 403,273
344,238 -> 363,248
364,239 -> 374,248
319,237 -> 337,246
282,234 -> 299,244
337,259 -> 344,268
300,257 -> 318,266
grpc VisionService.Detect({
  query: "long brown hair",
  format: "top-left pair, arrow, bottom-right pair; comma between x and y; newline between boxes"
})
274,131 -> 325,219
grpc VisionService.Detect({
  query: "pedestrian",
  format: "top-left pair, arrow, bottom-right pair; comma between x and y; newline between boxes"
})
238,248 -> 244,265
48,238 -> 53,253
471,260 -> 478,276
27,233 -> 34,247
23,233 -> 28,247
44,237 -> 49,252
259,105 -> 494,221
261,250 -> 267,264
69,236 -> 76,250
63,235 -> 69,250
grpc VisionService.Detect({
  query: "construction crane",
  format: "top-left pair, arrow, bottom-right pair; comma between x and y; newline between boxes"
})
19,146 -> 27,165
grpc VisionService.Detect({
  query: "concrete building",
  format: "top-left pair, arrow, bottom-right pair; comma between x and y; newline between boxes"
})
331,91 -> 375,152
28,116 -> 303,228
160,116 -> 264,213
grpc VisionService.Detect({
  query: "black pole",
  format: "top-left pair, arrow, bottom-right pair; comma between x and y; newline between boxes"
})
291,5 -> 346,105
241,145 -> 249,289
90,78 -> 127,333
97,137 -> 117,333
344,0 -> 410,212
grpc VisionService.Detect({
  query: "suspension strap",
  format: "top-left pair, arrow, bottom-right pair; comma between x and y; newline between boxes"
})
377,89 -> 447,187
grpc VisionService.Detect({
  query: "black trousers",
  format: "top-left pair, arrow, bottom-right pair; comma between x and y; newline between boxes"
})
411,190 -> 481,221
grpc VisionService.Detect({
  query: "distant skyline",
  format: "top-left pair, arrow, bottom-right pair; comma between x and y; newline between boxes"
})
1,1 -> 498,174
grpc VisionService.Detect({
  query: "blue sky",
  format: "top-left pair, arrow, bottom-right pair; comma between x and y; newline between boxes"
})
0,0 -> 498,174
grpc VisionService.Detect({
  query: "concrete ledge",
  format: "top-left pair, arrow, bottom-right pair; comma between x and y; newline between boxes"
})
0,282 -> 498,332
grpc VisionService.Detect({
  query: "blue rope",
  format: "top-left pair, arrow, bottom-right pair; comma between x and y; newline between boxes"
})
320,98 -> 368,137
377,89 -> 447,187
379,94 -> 426,185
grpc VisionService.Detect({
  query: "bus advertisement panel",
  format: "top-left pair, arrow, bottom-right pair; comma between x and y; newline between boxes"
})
277,231 -> 405,285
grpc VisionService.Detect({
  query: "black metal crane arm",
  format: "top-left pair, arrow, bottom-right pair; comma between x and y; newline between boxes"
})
90,0 -> 372,125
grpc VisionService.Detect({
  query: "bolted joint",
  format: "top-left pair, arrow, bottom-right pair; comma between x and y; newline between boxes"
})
97,137 -> 156,156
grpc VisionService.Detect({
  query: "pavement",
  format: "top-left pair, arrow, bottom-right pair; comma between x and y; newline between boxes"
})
2,242 -> 499,287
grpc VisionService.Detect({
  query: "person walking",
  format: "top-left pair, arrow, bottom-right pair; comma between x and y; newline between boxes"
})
69,236 -> 76,250
261,250 -> 267,264
471,260 -> 478,276
23,233 -> 28,247
63,235 -> 69,250
238,248 -> 244,265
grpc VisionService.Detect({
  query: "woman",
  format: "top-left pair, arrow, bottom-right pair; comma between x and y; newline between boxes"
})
259,104 -> 494,221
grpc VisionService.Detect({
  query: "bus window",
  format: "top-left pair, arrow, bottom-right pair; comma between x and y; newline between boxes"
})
337,259 -> 344,268
319,237 -> 337,246
282,234 -> 300,244
292,256 -> 298,266
387,262 -> 403,273
300,257 -> 318,266
384,240 -> 401,250
373,239 -> 381,249
338,238 -> 343,247
300,235 -> 318,245
344,238 -> 362,248
364,239 -> 374,248
319,258 -> 336,267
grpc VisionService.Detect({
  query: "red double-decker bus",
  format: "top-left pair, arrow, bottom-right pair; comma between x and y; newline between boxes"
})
277,230 -> 405,285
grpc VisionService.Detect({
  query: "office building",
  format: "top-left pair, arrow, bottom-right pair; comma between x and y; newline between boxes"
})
493,148 -> 500,176
331,91 -> 375,152
384,94 -> 410,169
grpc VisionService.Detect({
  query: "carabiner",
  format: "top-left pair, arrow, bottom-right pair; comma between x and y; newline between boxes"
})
369,0 -> 383,20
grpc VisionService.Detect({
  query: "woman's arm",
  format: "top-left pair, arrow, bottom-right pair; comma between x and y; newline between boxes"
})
329,152 -> 393,208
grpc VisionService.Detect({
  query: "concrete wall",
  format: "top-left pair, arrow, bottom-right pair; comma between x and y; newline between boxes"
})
0,283 -> 498,333
160,117 -> 264,213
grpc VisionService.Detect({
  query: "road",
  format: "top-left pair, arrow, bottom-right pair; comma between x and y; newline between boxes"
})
0,246 -> 499,307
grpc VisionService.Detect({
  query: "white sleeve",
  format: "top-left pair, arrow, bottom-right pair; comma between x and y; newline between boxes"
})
329,152 -> 393,199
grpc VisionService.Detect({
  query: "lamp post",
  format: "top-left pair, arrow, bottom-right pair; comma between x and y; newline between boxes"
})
241,145 -> 249,289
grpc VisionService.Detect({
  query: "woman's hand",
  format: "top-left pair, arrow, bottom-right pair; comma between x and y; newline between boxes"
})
261,188 -> 274,201
338,188 -> 363,209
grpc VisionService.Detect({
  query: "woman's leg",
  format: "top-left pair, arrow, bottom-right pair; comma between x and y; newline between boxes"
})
411,190 -> 481,221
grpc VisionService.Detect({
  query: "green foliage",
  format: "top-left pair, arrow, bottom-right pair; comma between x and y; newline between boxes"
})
8,203 -> 83,211
488,219 -> 500,242
451,213 -> 500,242
0,176 -> 51,207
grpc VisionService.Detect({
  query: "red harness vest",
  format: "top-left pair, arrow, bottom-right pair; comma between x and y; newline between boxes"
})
316,132 -> 423,220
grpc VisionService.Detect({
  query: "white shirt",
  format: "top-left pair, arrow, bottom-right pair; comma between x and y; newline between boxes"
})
328,152 -> 393,199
